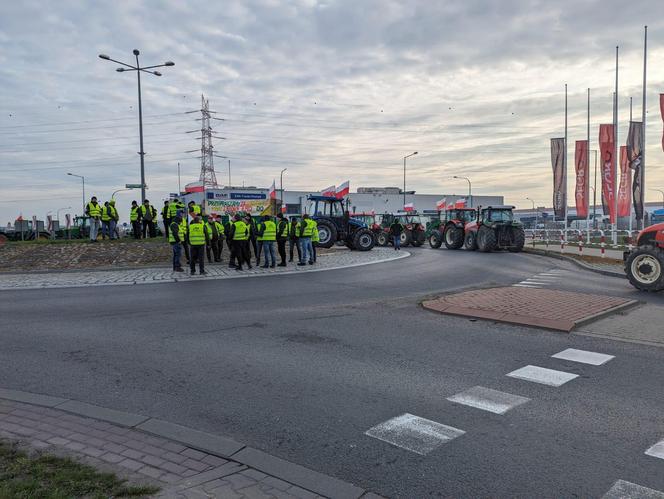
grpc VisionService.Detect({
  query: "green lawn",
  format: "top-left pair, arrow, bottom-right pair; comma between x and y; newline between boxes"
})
0,441 -> 159,499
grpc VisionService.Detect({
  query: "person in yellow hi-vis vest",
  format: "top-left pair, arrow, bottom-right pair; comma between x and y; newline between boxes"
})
188,215 -> 209,275
257,215 -> 277,268
310,217 -> 319,264
85,196 -> 102,242
229,213 -> 251,271
130,201 -> 141,239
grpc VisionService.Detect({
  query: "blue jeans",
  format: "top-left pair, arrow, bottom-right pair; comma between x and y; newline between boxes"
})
89,218 -> 100,240
299,237 -> 312,263
393,235 -> 401,248
262,241 -> 276,266
109,220 -> 117,239
172,242 -> 182,269
101,221 -> 111,239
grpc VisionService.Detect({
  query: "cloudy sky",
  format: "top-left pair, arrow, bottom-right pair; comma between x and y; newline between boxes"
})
1,0 -> 664,224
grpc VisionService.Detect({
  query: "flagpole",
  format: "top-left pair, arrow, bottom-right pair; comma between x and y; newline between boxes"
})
587,88 -> 591,242
641,25 -> 648,229
564,83 -> 568,238
613,46 -> 619,241
628,96 -> 634,234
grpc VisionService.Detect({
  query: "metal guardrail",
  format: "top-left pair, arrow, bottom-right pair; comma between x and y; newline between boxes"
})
525,229 -> 635,258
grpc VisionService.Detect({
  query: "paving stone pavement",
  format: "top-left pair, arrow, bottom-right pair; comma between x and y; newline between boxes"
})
0,248 -> 408,290
0,396 -> 377,498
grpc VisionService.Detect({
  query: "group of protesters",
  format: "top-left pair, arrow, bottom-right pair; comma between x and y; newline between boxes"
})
166,199 -> 320,275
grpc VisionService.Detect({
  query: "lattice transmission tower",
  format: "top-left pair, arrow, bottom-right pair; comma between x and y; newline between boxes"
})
186,94 -> 225,188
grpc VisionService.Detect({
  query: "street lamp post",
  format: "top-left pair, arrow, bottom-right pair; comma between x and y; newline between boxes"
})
653,189 -> 664,209
526,197 -> 536,230
99,50 -> 174,203
280,168 -> 288,213
453,175 -> 472,207
67,173 -> 85,213
56,206 -> 71,222
403,152 -> 418,206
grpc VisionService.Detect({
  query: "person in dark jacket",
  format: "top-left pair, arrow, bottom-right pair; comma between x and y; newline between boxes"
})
390,219 -> 403,250
288,216 -> 301,262
276,213 -> 289,267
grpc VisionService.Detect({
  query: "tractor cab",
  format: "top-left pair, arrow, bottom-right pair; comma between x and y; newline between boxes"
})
480,206 -> 515,224
445,208 -> 477,224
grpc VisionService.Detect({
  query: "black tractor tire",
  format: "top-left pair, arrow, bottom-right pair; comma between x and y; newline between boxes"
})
411,231 -> 425,247
625,246 -> 664,292
477,226 -> 497,253
464,231 -> 478,251
376,231 -> 389,247
508,227 -> 526,253
400,230 -> 412,247
444,226 -> 464,250
315,219 -> 337,248
429,231 -> 442,249
352,228 -> 375,251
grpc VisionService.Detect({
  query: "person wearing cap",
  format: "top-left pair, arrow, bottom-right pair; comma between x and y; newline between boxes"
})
168,213 -> 185,272
276,213 -> 289,267
85,196 -> 102,242
188,215 -> 209,275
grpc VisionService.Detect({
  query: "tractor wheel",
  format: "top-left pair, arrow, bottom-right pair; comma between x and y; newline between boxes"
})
376,231 -> 389,247
412,231 -> 425,247
400,230 -> 412,247
429,231 -> 442,249
352,228 -> 375,251
315,219 -> 337,248
464,231 -> 478,251
625,246 -> 664,292
444,226 -> 464,250
477,226 -> 497,252
508,227 -> 526,253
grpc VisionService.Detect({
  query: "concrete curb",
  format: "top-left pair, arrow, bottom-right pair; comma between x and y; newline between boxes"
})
523,247 -> 625,278
0,250 -> 410,291
0,387 -> 368,499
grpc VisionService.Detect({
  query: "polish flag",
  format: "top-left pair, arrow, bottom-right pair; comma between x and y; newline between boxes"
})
454,198 -> 467,209
269,180 -> 276,200
321,185 -> 336,197
281,205 -> 287,213
436,198 -> 446,210
185,181 -> 205,193
404,203 -> 415,212
335,181 -> 350,199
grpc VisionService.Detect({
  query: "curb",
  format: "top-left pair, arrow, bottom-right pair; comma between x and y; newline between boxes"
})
0,387 -> 366,499
0,250 -> 410,291
523,247 -> 625,278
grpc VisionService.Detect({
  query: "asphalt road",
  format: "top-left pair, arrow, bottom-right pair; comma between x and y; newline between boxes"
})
1,247 -> 663,498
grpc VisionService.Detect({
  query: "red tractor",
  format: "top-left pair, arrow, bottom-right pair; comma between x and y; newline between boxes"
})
429,208 -> 477,249
381,213 -> 427,247
624,222 -> 664,291
463,205 -> 525,252
350,212 -> 388,246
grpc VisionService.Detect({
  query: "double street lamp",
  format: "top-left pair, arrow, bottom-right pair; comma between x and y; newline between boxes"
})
99,50 -> 174,203
403,152 -> 418,206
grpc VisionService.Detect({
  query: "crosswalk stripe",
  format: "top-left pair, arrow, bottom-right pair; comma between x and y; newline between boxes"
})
447,386 -> 530,415
365,413 -> 465,455
552,348 -> 615,366
513,284 -> 540,288
602,479 -> 664,498
506,365 -> 579,387
646,439 -> 664,460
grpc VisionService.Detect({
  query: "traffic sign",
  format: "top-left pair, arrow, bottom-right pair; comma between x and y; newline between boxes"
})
125,183 -> 145,189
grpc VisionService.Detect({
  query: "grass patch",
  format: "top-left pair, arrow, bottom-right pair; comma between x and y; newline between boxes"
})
0,441 -> 159,498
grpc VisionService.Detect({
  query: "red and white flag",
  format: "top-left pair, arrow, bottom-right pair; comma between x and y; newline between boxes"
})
335,181 -> 350,199
321,185 -> 336,197
404,203 -> 415,212
617,145 -> 631,217
185,181 -> 205,193
269,180 -> 276,200
436,198 -> 446,210
454,198 -> 467,209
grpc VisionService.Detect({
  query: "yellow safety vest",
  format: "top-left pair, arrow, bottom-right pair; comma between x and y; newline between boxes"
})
87,202 -> 102,218
310,220 -> 319,243
262,221 -> 276,242
130,206 -> 139,222
189,222 -> 206,246
278,221 -> 289,239
168,201 -> 184,218
190,204 -> 201,216
302,219 -> 314,237
109,205 -> 119,220
101,205 -> 112,222
179,220 -> 188,240
214,221 -> 224,235
232,220 -> 249,241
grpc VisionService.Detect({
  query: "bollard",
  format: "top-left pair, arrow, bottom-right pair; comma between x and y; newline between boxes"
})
600,230 -> 606,258
578,231 -> 583,255
560,231 -> 565,253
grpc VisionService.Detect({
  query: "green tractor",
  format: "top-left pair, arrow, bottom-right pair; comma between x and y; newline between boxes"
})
463,206 -> 525,253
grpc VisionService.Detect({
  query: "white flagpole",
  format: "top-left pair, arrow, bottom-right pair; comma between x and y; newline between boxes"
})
564,83 -> 568,238
587,88 -> 591,240
613,46 -> 619,242
641,25 -> 648,229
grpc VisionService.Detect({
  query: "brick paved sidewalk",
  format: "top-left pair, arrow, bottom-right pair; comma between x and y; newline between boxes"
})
422,287 -> 636,332
0,248 -> 408,291
0,390 -> 374,499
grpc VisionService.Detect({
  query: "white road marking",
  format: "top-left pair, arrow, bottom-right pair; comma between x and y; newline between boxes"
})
447,386 -> 530,415
365,413 -> 465,455
646,439 -> 664,460
513,283 -> 540,288
522,280 -> 550,284
602,479 -> 664,499
506,365 -> 579,387
552,348 -> 615,366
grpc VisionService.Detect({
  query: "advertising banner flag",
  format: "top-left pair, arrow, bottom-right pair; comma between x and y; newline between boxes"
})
550,137 -> 566,219
335,181 -> 350,199
660,94 -> 664,152
599,124 -> 616,224
627,120 -> 644,220
574,140 -> 589,218
617,145 -> 631,217
321,185 -> 336,197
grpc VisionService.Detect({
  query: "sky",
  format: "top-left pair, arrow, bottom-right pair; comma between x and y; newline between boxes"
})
1,0 -> 664,224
